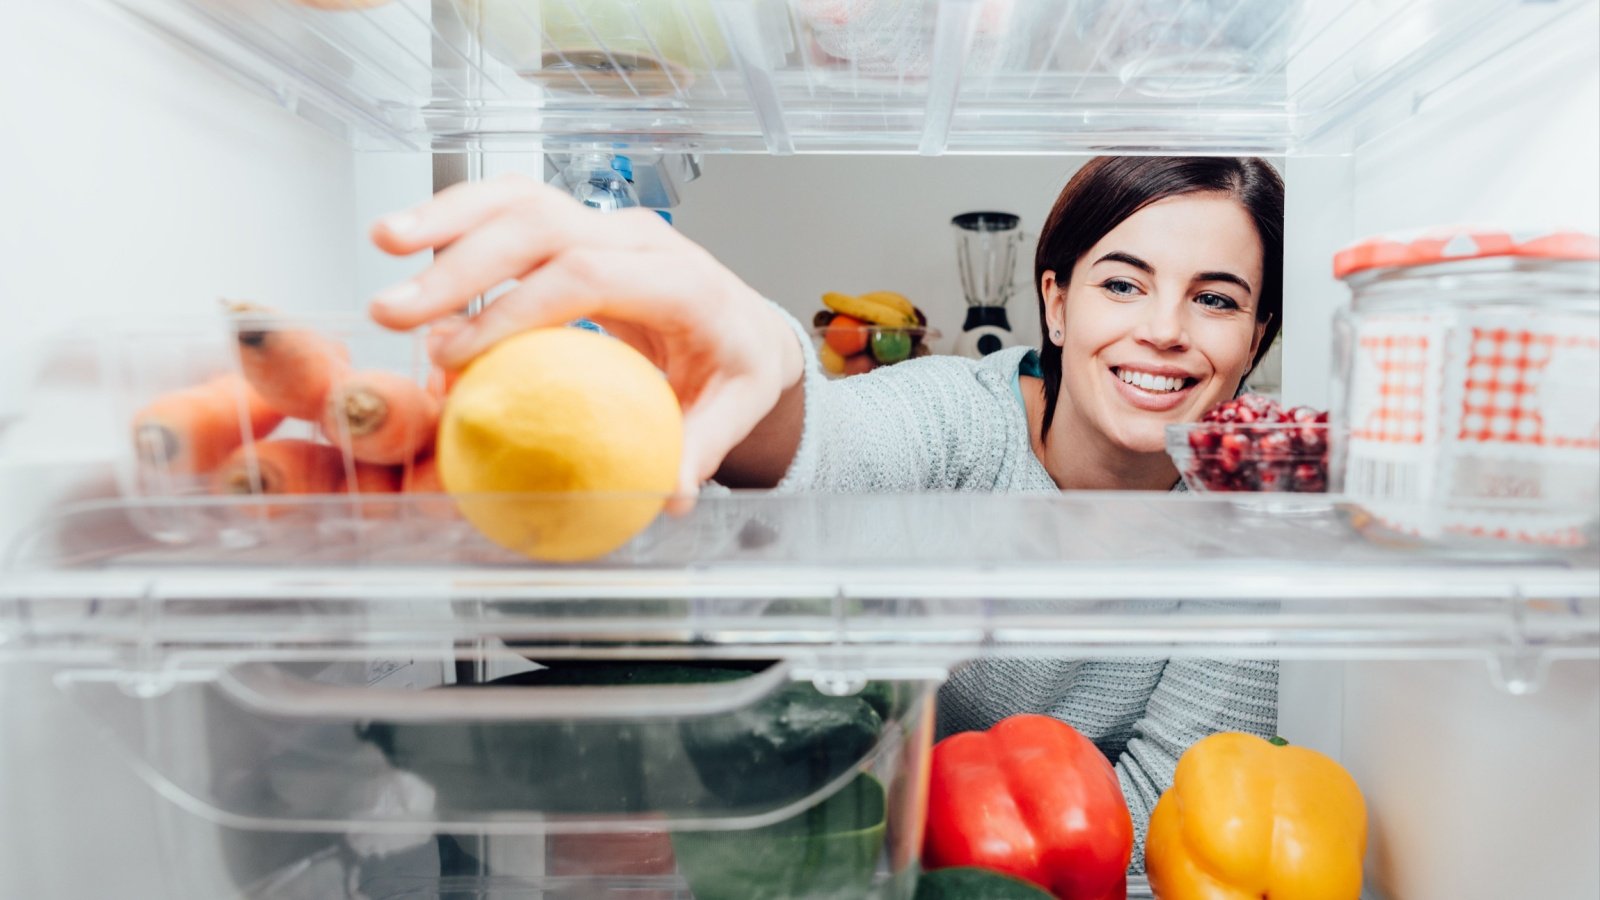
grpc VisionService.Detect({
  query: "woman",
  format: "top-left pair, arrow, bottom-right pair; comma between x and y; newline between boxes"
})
369,156 -> 1284,869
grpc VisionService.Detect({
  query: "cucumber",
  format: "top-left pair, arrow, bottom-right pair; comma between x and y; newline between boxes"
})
672,772 -> 887,900
681,679 -> 884,807
359,662 -> 888,816
914,868 -> 1056,900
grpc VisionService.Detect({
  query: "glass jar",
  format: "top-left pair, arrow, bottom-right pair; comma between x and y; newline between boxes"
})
1331,228 -> 1600,546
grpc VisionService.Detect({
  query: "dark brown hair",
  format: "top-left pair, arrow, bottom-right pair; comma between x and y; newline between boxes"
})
1034,156 -> 1284,436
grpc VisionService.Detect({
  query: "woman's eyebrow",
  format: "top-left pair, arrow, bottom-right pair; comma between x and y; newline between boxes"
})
1194,271 -> 1253,295
1094,252 -> 1255,296
1093,251 -> 1154,273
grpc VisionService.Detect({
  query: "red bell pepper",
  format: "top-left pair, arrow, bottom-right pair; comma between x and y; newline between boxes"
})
922,714 -> 1132,900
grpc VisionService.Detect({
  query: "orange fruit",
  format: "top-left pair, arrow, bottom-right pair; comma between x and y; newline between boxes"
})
824,314 -> 870,356
438,329 -> 682,561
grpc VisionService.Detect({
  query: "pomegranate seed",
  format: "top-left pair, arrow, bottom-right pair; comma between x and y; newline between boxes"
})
1189,428 -> 1221,452
1293,464 -> 1326,492
1257,431 -> 1293,459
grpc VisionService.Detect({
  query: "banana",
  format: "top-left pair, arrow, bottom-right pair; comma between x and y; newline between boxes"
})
821,291 -> 914,328
859,290 -> 916,319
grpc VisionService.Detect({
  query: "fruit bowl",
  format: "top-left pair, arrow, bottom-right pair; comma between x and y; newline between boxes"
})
810,323 -> 939,377
1166,396 -> 1329,493
812,291 -> 937,378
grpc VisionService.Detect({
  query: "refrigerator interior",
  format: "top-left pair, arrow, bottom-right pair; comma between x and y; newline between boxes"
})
1,1 -> 1598,898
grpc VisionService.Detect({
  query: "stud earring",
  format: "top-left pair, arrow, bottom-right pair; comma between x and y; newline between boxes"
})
1051,329 -> 1062,342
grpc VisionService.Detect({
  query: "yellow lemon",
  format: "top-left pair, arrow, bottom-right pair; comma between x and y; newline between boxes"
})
438,328 -> 683,562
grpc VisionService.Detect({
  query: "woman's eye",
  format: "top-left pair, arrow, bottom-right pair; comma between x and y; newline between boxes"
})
1100,279 -> 1140,297
1195,292 -> 1240,310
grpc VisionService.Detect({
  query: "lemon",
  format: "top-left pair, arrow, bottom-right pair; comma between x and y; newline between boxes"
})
438,328 -> 683,562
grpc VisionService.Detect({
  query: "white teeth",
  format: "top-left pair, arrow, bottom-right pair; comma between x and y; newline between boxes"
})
1117,368 -> 1185,393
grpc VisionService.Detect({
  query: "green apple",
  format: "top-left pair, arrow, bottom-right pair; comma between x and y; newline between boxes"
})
870,330 -> 913,365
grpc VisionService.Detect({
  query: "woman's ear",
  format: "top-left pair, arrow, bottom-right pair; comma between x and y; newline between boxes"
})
1041,270 -> 1066,346
1248,312 -> 1273,363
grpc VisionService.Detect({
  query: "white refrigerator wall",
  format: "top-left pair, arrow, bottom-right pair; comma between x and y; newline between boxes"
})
1279,7 -> 1600,898
1,4 -> 364,898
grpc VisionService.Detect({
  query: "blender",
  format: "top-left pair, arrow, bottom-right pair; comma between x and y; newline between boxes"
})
951,211 -> 1025,358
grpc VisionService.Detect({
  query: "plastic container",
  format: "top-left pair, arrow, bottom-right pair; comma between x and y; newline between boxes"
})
1331,227 -> 1600,546
1072,0 -> 1305,97
812,323 -> 940,378
447,0 -> 728,96
88,310 -> 435,543
51,650 -> 935,899
1166,421 -> 1329,493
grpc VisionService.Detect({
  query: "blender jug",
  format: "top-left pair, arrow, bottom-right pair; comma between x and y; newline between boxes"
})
952,212 -> 1024,358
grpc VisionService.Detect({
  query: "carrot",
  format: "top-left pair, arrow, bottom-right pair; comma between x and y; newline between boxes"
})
212,439 -> 345,497
341,461 -> 402,494
400,454 -> 459,520
132,374 -> 284,475
228,301 -> 351,421
321,370 -> 440,465
402,453 -> 443,493
339,460 -> 404,519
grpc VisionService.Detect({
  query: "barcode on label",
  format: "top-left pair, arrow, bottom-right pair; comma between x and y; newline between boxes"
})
1347,456 -> 1425,502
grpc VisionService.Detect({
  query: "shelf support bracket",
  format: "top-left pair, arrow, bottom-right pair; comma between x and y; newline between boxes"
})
714,0 -> 794,156
918,0 -> 981,157
1489,588 -> 1550,695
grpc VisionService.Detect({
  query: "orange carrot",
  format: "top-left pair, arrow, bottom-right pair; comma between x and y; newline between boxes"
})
228,301 -> 351,421
132,374 -> 284,475
321,370 -> 440,465
339,460 -> 403,519
400,453 -> 460,520
212,439 -> 345,497
402,453 -> 444,493
341,461 -> 402,494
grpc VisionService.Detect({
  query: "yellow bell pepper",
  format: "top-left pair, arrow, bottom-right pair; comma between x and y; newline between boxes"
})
1145,733 -> 1367,900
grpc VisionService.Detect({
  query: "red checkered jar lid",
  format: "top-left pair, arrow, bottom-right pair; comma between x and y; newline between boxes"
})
1334,227 -> 1600,281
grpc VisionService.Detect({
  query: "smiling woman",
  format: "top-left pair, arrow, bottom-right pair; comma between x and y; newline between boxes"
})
368,156 -> 1287,872
1029,157 -> 1284,490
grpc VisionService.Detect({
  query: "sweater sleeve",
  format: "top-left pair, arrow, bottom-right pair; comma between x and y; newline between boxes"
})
1115,656 -> 1279,874
769,304 -> 1011,493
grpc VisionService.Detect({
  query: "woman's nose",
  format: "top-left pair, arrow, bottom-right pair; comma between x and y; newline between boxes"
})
1135,294 -> 1188,350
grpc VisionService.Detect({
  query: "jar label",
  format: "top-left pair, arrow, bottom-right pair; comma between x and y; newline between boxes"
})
1343,311 -> 1598,546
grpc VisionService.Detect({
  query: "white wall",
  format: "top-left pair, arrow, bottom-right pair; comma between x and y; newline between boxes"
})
0,3 -> 362,898
1281,5 -> 1600,898
671,155 -> 1078,354
0,1 -> 360,454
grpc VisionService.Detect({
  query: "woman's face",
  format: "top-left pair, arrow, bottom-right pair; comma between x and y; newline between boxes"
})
1042,192 -> 1267,456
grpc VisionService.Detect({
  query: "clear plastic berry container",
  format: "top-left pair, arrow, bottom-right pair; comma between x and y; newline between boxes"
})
1166,402 -> 1330,494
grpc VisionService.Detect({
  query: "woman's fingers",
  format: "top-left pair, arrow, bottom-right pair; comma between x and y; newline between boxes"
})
370,184 -> 677,332
678,375 -> 775,491
425,318 -> 470,368
369,174 -> 556,256
430,249 -> 715,368
371,210 -> 570,330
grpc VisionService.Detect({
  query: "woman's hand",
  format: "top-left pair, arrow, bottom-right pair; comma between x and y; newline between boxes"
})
368,174 -> 805,501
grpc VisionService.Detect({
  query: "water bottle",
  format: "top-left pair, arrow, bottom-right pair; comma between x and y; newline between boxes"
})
564,152 -> 641,213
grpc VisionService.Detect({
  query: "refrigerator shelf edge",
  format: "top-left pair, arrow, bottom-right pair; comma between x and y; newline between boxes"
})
5,493 -> 1595,670
93,0 -> 1595,155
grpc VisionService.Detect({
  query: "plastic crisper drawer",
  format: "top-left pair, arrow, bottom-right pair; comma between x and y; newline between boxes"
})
54,652 -> 936,900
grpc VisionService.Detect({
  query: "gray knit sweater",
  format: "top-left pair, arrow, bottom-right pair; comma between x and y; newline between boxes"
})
771,329 -> 1279,872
